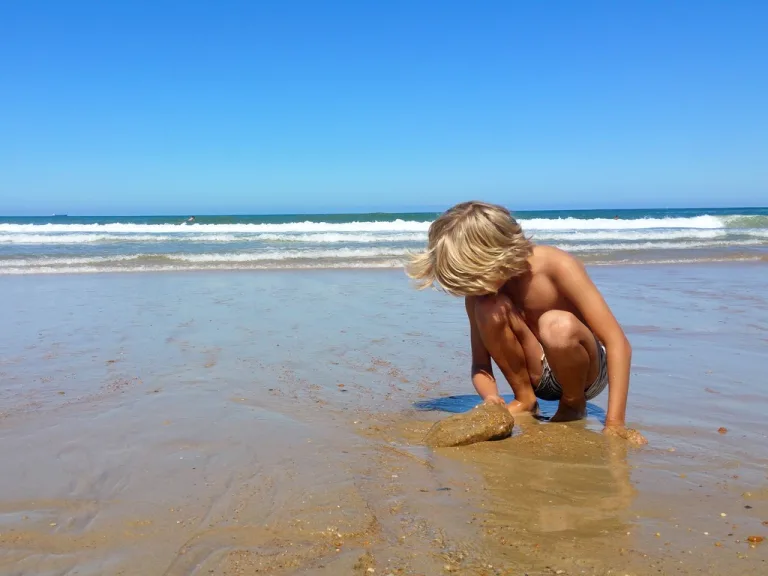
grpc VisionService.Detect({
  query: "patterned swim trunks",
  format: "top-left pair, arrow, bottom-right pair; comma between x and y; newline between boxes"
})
533,335 -> 608,401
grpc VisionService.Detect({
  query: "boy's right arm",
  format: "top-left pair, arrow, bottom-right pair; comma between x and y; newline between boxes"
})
465,298 -> 505,405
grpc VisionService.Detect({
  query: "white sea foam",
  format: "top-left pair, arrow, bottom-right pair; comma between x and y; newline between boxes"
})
0,248 -> 411,268
522,215 -> 729,230
1,254 -> 763,275
1,214 -> 763,236
0,232 -> 428,244
0,234 -> 175,244
250,232 -> 426,243
2,214 -> 766,246
175,248 -> 409,262
0,220 -> 433,234
1,213 -> 765,274
4,229 -> 768,246
0,261 -> 408,275
533,229 -> 726,241
558,239 -> 765,252
0,255 -> 146,268
1,237 -> 762,270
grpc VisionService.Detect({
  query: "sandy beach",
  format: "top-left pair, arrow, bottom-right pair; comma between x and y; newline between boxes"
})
1,264 -> 767,575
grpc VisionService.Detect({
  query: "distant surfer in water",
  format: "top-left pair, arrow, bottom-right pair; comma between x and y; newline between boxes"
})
185,216 -> 195,224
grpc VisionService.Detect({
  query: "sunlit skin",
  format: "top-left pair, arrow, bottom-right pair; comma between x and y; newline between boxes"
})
465,244 -> 647,445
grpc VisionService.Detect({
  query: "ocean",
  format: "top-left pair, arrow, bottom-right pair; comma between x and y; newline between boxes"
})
0,207 -> 766,274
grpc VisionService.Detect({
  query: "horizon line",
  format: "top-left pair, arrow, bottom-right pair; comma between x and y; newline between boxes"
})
1,204 -> 768,218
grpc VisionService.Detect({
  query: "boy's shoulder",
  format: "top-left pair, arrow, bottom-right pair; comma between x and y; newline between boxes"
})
529,244 -> 584,276
527,245 -> 604,304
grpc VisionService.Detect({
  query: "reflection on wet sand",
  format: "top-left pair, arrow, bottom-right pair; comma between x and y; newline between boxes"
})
476,422 -> 634,538
380,410 -> 635,574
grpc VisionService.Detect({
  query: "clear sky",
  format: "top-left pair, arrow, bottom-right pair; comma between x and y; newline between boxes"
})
2,1 -> 767,215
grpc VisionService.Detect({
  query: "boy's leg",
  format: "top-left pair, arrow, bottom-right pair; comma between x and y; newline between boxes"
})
473,294 -> 542,414
537,310 -> 600,422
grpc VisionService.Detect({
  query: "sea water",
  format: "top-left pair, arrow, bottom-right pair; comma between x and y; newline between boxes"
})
1,207 -> 766,274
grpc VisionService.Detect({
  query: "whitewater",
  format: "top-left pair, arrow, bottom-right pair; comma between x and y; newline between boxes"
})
1,209 -> 766,274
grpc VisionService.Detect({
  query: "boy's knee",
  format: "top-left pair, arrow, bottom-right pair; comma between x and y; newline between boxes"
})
538,311 -> 581,350
474,294 -> 514,332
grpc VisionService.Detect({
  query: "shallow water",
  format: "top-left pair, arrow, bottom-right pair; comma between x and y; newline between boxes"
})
1,264 -> 767,574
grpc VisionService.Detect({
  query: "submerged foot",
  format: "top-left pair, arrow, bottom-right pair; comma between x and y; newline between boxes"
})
550,398 -> 586,422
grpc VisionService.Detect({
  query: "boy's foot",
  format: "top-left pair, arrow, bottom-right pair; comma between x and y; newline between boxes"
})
550,397 -> 586,422
506,399 -> 539,416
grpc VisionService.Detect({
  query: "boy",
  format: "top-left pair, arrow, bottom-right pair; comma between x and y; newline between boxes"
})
407,201 -> 646,445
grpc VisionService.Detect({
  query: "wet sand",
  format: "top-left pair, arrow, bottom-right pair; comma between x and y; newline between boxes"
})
1,264 -> 767,575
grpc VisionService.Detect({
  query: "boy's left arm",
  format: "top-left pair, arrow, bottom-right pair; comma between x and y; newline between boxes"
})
552,252 -> 647,445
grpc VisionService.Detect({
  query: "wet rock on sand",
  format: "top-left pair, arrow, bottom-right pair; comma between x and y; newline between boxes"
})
424,403 -> 515,448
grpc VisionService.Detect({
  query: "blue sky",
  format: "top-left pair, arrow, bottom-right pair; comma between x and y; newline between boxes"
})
2,1 -> 767,215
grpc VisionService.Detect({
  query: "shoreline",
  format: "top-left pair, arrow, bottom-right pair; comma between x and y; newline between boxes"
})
0,254 -> 766,276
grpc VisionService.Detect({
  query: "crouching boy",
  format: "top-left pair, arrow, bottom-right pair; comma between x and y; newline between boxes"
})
406,201 -> 646,444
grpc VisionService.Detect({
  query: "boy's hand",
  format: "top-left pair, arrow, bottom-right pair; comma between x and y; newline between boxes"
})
603,424 -> 648,445
483,394 -> 506,406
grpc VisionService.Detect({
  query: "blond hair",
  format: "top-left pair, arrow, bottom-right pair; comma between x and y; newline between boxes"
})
406,201 -> 532,296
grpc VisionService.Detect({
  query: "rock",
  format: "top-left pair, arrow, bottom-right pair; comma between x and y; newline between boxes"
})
424,403 -> 515,447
